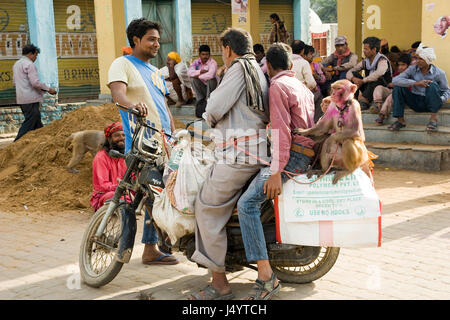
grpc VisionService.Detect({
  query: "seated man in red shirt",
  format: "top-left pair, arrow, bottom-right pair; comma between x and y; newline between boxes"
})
90,122 -> 127,212
90,122 -> 178,265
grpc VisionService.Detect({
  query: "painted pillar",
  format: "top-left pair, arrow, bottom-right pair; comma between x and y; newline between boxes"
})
25,0 -> 58,89
422,0 -> 450,82
337,0 -> 363,58
94,0 -> 127,97
231,0 -> 260,45
293,0 -> 310,43
175,0 -> 193,61
124,0 -> 143,29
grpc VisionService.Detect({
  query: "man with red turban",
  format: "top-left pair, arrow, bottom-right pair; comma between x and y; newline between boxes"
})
90,122 -> 126,212
90,122 -> 179,265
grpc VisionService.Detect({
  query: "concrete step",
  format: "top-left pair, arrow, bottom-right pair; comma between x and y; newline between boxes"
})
363,123 -> 450,146
366,142 -> 450,171
362,109 -> 450,127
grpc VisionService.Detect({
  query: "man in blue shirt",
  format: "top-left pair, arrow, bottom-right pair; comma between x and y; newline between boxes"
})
108,18 -> 178,266
390,43 -> 450,132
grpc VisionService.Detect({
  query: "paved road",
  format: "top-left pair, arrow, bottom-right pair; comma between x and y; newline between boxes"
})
0,169 -> 449,300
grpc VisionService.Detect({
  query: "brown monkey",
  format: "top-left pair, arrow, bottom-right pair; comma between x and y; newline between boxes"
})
65,130 -> 105,173
321,96 -> 332,114
294,79 -> 373,184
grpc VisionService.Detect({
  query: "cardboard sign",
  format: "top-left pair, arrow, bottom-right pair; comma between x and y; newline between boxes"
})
281,168 -> 381,222
276,169 -> 382,248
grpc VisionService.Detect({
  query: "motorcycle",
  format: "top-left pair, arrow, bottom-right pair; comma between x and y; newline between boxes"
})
79,103 -> 340,288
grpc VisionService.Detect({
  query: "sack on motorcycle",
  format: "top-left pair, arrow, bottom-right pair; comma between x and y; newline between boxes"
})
152,188 -> 196,245
276,168 -> 382,248
153,137 -> 215,244
171,141 -> 215,214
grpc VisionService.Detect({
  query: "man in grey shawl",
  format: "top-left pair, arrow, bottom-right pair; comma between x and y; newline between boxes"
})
188,28 -> 270,300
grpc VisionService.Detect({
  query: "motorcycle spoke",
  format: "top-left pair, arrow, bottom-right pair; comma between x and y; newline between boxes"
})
273,247 -> 331,275
82,207 -> 124,278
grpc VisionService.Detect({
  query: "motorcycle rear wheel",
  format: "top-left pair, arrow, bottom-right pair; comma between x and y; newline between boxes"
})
79,205 -> 124,288
271,247 -> 340,284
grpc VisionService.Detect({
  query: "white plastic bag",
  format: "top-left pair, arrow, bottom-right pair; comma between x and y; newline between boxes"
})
276,168 -> 382,248
153,137 -> 215,244
152,189 -> 196,245
172,141 -> 215,214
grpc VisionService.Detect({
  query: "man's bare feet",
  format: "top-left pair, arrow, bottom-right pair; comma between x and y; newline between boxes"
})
141,244 -> 178,265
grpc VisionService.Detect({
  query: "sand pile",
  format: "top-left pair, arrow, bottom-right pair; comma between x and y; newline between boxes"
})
0,103 -> 188,213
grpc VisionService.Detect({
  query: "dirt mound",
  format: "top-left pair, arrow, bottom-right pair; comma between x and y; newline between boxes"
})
0,103 -> 188,213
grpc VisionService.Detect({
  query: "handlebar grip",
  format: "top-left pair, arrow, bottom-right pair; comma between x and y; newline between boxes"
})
108,149 -> 125,159
115,102 -> 142,117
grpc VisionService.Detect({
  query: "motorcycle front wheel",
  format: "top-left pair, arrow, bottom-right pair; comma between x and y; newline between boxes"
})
270,246 -> 340,284
79,204 -> 124,288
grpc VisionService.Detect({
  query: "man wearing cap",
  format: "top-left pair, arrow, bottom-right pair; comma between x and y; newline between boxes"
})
321,36 -> 358,94
390,43 -> 450,132
160,51 -> 194,107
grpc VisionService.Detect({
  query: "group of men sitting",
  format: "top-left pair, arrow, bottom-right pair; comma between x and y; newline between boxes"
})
252,36 -> 450,132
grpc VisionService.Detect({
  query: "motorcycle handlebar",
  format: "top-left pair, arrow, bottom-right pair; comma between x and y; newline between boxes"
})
115,102 -> 142,118
115,102 -> 172,137
108,149 -> 125,159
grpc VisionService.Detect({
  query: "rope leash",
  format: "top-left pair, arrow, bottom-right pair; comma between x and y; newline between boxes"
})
224,137 -> 338,185
160,129 -> 174,158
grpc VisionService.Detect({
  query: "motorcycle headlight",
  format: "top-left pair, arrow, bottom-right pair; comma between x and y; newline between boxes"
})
142,139 -> 159,154
138,165 -> 165,188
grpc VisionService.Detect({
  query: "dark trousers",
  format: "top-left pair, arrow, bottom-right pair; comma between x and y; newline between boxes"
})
313,90 -> 324,123
191,78 -> 218,118
14,102 -> 43,141
322,72 -> 347,96
352,72 -> 388,102
392,82 -> 443,118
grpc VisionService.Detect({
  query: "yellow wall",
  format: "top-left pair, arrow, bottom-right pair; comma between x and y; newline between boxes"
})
363,0 -> 422,52
0,1 -> 28,97
421,0 -> 450,77
53,0 -> 99,90
191,1 -> 231,66
258,2 -> 293,50
231,0 -> 260,47
337,0 -> 362,58
94,0 -> 127,95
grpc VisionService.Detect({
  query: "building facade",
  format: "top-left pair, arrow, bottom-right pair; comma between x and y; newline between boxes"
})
337,0 -> 450,79
0,0 -> 311,104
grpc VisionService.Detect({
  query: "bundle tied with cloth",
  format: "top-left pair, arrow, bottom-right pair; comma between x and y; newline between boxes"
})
229,53 -> 266,115
152,130 -> 215,245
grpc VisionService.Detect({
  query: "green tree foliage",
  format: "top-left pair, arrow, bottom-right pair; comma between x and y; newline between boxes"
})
311,0 -> 337,23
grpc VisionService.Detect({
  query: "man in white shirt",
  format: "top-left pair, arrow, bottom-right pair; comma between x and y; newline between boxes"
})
290,40 -> 317,91
12,44 -> 57,141
159,51 -> 193,107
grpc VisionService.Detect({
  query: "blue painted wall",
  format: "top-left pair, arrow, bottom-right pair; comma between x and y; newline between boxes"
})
175,0 -> 192,61
293,0 -> 310,43
124,0 -> 143,28
25,0 -> 58,89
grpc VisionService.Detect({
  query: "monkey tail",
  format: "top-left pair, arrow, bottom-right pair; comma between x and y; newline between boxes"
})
342,139 -> 364,172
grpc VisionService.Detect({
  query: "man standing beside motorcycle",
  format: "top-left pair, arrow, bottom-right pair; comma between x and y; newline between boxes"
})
237,43 -> 316,300
188,28 -> 270,300
107,18 -> 178,266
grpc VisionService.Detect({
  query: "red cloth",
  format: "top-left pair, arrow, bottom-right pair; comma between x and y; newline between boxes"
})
333,48 -> 351,75
268,70 -> 315,174
90,149 -> 127,212
104,122 -> 123,138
